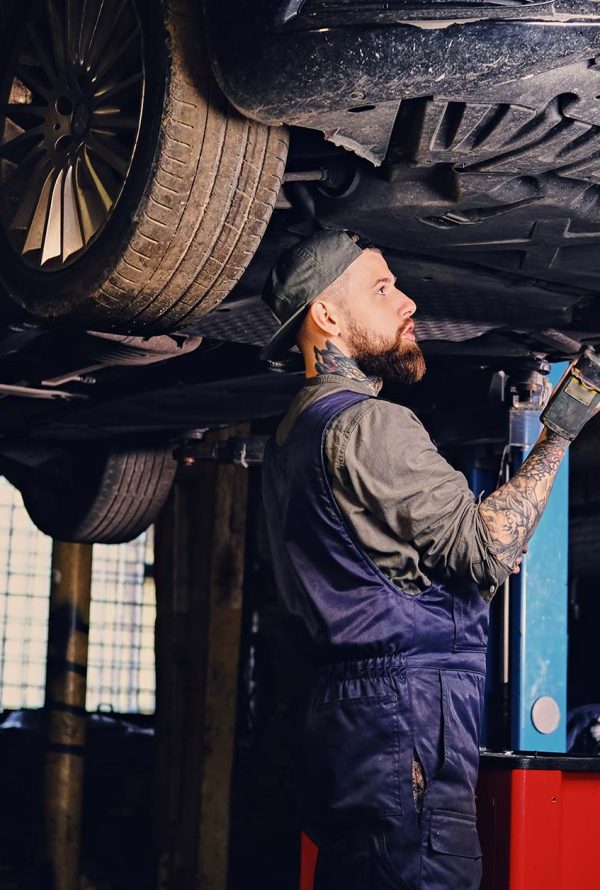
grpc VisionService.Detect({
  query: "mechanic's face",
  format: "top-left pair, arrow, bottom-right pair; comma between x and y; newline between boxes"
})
340,249 -> 425,383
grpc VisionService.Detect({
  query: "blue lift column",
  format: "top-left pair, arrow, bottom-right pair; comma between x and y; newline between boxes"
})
472,364 -> 600,890
464,363 -> 569,752
509,361 -> 569,753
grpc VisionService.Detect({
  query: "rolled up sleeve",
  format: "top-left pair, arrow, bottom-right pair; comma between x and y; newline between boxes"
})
339,400 -> 513,598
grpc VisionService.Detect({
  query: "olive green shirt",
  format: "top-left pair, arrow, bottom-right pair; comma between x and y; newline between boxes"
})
276,375 -> 512,601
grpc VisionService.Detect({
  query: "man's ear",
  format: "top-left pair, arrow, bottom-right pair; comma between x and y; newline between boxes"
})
308,299 -> 341,337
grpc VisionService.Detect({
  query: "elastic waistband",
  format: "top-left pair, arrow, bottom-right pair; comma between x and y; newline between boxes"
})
318,649 -> 486,681
318,652 -> 406,681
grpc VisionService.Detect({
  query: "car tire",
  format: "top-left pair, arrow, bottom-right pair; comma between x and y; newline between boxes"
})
0,0 -> 288,331
13,446 -> 177,544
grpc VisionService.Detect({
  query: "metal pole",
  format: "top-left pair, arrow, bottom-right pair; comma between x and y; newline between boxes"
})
42,540 -> 93,890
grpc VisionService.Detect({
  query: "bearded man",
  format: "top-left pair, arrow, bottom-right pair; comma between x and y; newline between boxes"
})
259,229 -> 569,890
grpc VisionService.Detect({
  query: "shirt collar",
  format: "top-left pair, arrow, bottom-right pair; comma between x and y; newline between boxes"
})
304,373 -> 382,396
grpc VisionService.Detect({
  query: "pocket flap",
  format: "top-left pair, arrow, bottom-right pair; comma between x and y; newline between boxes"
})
430,811 -> 482,858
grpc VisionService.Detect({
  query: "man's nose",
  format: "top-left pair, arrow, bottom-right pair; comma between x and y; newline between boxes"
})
396,289 -> 416,317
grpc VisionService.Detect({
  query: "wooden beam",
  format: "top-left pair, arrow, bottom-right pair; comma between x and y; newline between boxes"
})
154,426 -> 249,890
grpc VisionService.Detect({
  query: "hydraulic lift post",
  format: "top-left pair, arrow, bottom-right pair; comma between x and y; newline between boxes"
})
509,362 -> 568,753
462,363 -> 568,753
473,362 -> 569,752
42,540 -> 93,890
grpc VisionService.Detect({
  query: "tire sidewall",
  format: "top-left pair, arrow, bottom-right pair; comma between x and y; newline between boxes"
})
21,448 -> 107,540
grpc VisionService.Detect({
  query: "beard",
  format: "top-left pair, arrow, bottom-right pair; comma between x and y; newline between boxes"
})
346,317 -> 426,384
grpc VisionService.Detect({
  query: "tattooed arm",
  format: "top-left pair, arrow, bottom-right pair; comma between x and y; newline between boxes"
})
478,427 -> 569,569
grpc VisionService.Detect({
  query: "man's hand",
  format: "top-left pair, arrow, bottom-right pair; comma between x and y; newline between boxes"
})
511,545 -> 528,575
479,429 -> 569,572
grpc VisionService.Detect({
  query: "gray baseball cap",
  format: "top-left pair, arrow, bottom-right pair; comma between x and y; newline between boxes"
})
259,229 -> 364,361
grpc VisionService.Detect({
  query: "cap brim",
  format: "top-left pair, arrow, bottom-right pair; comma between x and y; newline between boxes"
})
259,303 -> 308,361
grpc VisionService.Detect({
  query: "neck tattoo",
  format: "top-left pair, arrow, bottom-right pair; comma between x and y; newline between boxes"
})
313,340 -> 381,395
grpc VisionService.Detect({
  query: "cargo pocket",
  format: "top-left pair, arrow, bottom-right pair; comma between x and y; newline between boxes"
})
420,810 -> 483,890
452,581 -> 489,651
302,692 -> 404,827
435,670 -> 485,792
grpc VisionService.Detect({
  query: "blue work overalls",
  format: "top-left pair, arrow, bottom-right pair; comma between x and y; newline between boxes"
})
262,390 -> 488,889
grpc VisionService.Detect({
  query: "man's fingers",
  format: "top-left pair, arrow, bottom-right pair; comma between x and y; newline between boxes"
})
511,546 -> 528,573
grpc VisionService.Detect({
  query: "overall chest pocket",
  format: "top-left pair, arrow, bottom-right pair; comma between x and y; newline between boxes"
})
302,687 -> 406,825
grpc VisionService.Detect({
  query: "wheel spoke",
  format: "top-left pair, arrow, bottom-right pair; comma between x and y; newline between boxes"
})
78,0 -> 94,69
62,163 -> 84,260
7,155 -> 51,229
2,137 -> 48,190
82,146 -> 116,213
14,64 -> 52,101
83,0 -> 105,66
1,103 -> 47,127
91,110 -> 138,130
92,23 -> 140,85
65,0 -> 81,67
87,132 -> 128,177
0,127 -> 45,163
74,154 -> 103,242
22,167 -> 55,254
88,0 -> 128,73
26,21 -> 58,83
41,166 -> 64,264
93,70 -> 142,104
2,145 -> 47,196
45,0 -> 66,75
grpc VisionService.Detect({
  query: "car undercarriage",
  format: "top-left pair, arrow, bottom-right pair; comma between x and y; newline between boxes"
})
0,0 -> 599,543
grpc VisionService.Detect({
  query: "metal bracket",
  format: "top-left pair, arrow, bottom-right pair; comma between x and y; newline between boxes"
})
176,435 -> 269,468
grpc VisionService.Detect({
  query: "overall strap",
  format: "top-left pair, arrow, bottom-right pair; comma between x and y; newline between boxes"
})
290,389 -> 372,441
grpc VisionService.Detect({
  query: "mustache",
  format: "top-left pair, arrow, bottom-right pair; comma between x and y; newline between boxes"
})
396,318 -> 414,339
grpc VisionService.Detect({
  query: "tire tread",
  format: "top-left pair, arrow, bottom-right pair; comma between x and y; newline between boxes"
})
20,448 -> 177,544
84,0 -> 288,332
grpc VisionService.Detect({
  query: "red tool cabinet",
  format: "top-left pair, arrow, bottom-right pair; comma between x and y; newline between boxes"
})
477,752 -> 600,890
300,752 -> 600,890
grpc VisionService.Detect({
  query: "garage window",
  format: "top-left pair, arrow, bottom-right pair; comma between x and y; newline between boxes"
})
0,479 -> 155,714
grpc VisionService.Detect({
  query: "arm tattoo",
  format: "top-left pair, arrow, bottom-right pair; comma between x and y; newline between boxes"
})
479,430 -> 569,568
314,339 -> 381,395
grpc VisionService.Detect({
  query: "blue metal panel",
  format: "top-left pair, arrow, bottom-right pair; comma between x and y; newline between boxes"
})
510,362 -> 569,753
463,452 -> 499,750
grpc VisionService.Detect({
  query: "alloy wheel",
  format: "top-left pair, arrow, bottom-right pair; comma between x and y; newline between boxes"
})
0,0 -> 145,270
